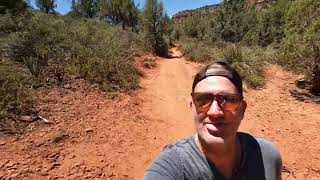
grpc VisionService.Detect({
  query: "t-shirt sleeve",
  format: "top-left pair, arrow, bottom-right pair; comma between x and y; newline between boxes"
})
143,146 -> 182,180
258,138 -> 282,180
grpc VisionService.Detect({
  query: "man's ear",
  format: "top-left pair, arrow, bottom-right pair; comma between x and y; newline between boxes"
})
239,100 -> 247,119
242,100 -> 247,112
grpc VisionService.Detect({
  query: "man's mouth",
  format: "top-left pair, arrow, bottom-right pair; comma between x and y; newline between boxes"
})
204,122 -> 226,132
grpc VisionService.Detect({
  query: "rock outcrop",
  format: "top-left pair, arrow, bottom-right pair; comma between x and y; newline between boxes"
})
172,4 -> 220,23
172,0 -> 275,23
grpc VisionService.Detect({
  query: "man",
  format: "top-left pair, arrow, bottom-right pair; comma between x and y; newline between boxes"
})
144,62 -> 282,180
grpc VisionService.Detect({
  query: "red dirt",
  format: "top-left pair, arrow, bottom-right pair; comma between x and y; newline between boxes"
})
0,48 -> 319,179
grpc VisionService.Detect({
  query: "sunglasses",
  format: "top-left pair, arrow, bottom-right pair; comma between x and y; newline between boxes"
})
191,92 -> 243,113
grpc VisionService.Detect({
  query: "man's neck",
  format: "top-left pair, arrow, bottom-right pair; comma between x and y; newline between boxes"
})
194,134 -> 241,179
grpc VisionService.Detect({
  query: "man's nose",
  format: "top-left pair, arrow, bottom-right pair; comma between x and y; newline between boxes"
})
207,100 -> 224,117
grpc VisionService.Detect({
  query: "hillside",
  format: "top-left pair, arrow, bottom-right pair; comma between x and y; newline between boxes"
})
172,0 -> 275,23
172,4 -> 220,23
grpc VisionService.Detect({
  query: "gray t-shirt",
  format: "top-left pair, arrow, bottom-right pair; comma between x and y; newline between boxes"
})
144,132 -> 282,180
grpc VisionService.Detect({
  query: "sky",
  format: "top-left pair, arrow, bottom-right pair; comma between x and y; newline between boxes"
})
30,0 -> 223,17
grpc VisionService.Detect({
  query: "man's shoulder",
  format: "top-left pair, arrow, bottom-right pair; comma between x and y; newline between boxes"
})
238,132 -> 282,170
159,135 -> 202,163
238,132 -> 280,153
163,136 -> 194,151
144,136 -> 209,180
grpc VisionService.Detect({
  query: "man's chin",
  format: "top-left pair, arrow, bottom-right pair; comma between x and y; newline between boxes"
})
200,133 -> 226,145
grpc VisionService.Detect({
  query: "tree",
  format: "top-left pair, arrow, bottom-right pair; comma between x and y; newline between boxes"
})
142,0 -> 168,57
162,13 -> 173,36
69,0 -> 97,18
35,0 -> 56,14
282,0 -> 320,94
69,0 -> 81,17
306,19 -> 320,94
0,0 -> 28,14
183,15 -> 207,39
98,0 -> 139,30
256,0 -> 292,46
215,0 -> 257,43
257,8 -> 285,46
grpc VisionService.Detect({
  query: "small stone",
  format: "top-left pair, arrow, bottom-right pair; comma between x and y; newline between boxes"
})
20,116 -> 34,122
45,162 -> 60,172
40,172 -> 49,176
0,160 -> 10,168
5,161 -> 16,168
0,141 -> 6,146
10,173 -> 19,178
85,128 -> 94,133
52,131 -> 68,143
84,174 -> 92,179
64,84 -> 71,89
20,167 -> 29,173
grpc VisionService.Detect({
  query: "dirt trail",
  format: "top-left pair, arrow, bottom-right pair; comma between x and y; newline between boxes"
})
140,48 -> 197,141
0,48 -> 319,179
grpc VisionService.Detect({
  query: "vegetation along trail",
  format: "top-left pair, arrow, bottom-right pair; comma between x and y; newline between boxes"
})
0,48 -> 319,179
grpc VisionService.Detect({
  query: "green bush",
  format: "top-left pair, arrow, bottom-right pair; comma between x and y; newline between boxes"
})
222,45 -> 264,88
171,26 -> 182,41
67,19 -> 138,91
141,0 -> 168,57
180,38 -> 264,88
6,13 -> 139,91
8,13 -> 67,79
0,62 -> 33,119
179,39 -> 216,63
183,16 -> 207,40
278,0 -> 320,76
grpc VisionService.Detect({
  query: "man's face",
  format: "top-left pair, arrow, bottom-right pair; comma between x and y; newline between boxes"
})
190,76 -> 246,145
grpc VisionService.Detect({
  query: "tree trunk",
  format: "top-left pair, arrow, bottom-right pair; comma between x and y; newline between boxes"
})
311,44 -> 320,95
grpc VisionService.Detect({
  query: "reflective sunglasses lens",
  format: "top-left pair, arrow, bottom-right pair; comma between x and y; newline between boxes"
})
193,93 -> 213,108
217,95 -> 241,111
192,93 -> 242,112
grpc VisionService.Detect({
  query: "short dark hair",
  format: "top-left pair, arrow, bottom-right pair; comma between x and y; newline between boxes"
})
192,62 -> 243,96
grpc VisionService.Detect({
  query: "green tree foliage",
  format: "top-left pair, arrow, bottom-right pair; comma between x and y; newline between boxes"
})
285,0 -> 320,38
142,0 -> 168,57
254,0 -> 293,46
69,0 -> 97,17
256,9 -> 284,46
304,19 -> 320,94
69,0 -> 81,17
35,0 -> 56,14
183,15 -> 207,39
170,25 -> 182,41
0,0 -> 28,15
215,0 -> 257,43
280,0 -> 320,93
162,13 -> 173,36
98,0 -> 139,30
